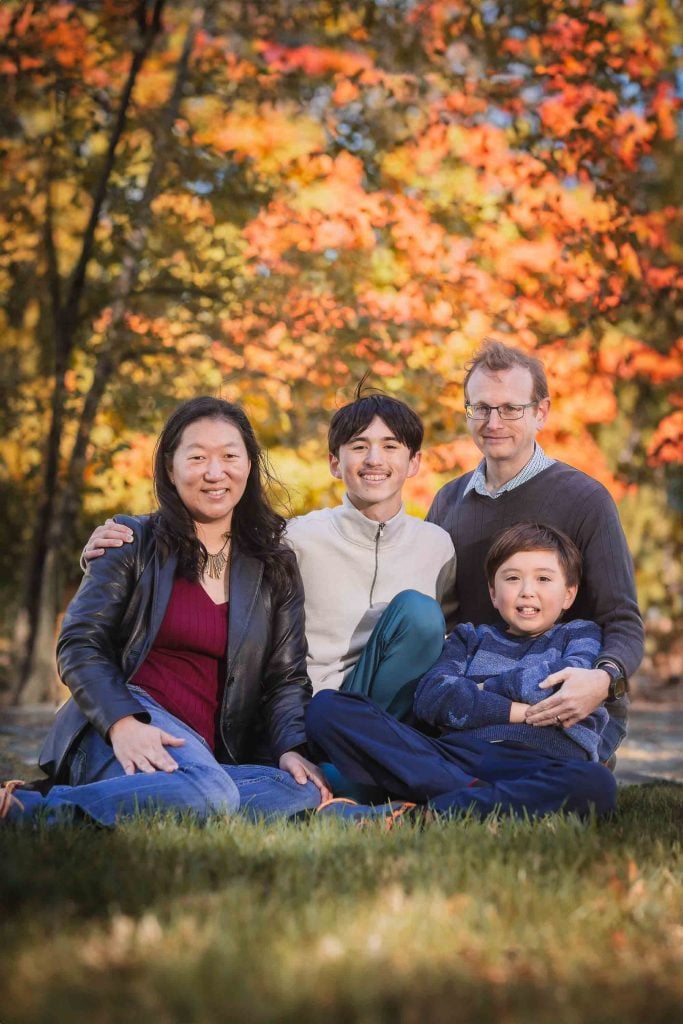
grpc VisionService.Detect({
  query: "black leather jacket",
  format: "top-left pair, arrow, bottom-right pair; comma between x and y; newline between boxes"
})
40,514 -> 312,781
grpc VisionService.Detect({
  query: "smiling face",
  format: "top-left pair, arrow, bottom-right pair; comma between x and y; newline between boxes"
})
489,549 -> 578,637
466,366 -> 549,482
169,417 -> 251,533
329,415 -> 421,522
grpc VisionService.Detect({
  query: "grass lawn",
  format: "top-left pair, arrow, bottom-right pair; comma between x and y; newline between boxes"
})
2,784 -> 682,1024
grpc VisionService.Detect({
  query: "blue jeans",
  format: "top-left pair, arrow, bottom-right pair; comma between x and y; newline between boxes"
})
322,590 -> 445,801
8,691 -> 321,827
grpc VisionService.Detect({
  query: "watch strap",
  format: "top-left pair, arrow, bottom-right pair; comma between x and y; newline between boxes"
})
595,659 -> 627,699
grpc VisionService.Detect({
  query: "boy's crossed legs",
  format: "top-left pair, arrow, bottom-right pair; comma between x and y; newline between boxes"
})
321,590 -> 444,800
307,690 -> 617,820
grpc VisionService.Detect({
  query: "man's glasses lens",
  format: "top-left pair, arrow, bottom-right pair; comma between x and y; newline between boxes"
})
465,403 -> 535,420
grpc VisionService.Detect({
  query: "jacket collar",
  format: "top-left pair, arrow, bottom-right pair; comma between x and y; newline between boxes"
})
330,493 -> 408,548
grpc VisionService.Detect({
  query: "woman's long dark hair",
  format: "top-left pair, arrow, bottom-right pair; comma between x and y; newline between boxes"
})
152,397 -> 294,585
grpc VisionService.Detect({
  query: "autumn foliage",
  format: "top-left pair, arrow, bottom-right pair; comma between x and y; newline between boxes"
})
0,0 -> 680,695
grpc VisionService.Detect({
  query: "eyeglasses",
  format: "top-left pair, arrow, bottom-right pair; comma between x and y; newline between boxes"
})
465,402 -> 538,421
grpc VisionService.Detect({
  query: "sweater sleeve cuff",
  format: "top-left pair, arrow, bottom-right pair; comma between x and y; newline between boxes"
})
462,689 -> 515,729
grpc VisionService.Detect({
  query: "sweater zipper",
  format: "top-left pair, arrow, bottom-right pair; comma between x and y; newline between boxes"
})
369,522 -> 386,606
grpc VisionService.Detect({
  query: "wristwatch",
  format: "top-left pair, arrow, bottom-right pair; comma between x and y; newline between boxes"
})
595,659 -> 627,700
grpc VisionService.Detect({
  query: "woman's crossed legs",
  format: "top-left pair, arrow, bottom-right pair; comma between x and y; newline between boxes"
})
6,692 -> 320,827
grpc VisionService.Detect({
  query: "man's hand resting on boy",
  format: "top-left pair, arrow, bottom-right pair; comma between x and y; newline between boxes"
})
524,668 -> 610,729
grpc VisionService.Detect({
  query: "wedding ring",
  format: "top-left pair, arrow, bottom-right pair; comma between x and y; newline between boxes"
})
555,715 -> 563,726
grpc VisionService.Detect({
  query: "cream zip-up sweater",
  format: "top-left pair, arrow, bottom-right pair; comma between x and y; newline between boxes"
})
285,494 -> 457,694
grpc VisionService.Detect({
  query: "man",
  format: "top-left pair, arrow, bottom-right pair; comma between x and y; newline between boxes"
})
427,339 -> 643,760
83,390 -> 457,722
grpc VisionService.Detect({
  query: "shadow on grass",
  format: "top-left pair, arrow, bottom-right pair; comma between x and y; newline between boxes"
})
2,784 -> 681,1024
2,782 -> 681,921
6,961 -> 683,1024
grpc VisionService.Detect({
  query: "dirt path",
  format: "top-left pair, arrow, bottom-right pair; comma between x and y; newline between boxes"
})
1,700 -> 681,787
610,700 -> 683,785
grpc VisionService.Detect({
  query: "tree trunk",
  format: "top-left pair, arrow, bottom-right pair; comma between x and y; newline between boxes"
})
14,549 -> 60,705
13,0 -> 167,703
15,4 -> 202,704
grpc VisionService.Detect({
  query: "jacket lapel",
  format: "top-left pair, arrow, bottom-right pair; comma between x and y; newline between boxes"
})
149,547 -> 178,641
124,548 -> 178,679
227,549 -> 263,675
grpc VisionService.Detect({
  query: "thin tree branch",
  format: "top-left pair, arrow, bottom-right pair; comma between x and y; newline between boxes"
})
43,154 -> 62,321
59,0 -> 165,354
59,6 -> 203,529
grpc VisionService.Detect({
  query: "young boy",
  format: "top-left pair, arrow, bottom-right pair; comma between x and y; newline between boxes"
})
413,521 -> 612,761
308,523 -> 620,820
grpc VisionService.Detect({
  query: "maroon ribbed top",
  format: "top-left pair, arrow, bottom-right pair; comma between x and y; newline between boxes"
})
132,577 -> 228,750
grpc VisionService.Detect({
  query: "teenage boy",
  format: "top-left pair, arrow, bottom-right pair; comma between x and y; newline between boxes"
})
286,393 -> 456,719
427,339 -> 642,761
306,523 -> 619,821
81,392 -> 457,722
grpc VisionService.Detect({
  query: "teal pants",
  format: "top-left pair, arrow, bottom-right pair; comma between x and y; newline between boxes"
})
321,589 -> 445,800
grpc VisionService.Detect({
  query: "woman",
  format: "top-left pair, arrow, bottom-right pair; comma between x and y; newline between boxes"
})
2,397 -> 330,825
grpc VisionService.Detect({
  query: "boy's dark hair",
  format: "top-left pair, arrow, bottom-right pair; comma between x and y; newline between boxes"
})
464,339 -> 549,405
328,378 -> 424,457
485,522 -> 583,588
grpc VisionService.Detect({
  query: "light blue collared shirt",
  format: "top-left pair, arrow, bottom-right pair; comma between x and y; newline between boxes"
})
464,443 -> 555,499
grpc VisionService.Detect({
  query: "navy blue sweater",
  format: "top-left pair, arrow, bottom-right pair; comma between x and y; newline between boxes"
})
414,620 -> 621,761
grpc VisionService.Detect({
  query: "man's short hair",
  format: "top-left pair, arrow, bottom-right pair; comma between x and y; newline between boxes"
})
485,522 -> 583,589
464,339 -> 549,404
328,383 -> 424,457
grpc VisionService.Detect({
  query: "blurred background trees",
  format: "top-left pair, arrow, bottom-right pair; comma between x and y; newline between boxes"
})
0,0 -> 680,701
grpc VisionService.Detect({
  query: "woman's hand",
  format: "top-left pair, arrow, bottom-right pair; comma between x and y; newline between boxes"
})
83,519 -> 134,561
279,751 -> 333,802
109,716 -> 185,775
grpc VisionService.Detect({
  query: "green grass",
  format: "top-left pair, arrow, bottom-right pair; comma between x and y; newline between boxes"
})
2,784 -> 682,1024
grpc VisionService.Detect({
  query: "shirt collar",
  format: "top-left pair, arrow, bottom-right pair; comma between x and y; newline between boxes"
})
464,444 -> 555,498
332,492 -> 407,546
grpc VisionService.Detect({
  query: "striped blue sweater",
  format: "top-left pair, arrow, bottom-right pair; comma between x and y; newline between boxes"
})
414,620 -> 619,761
